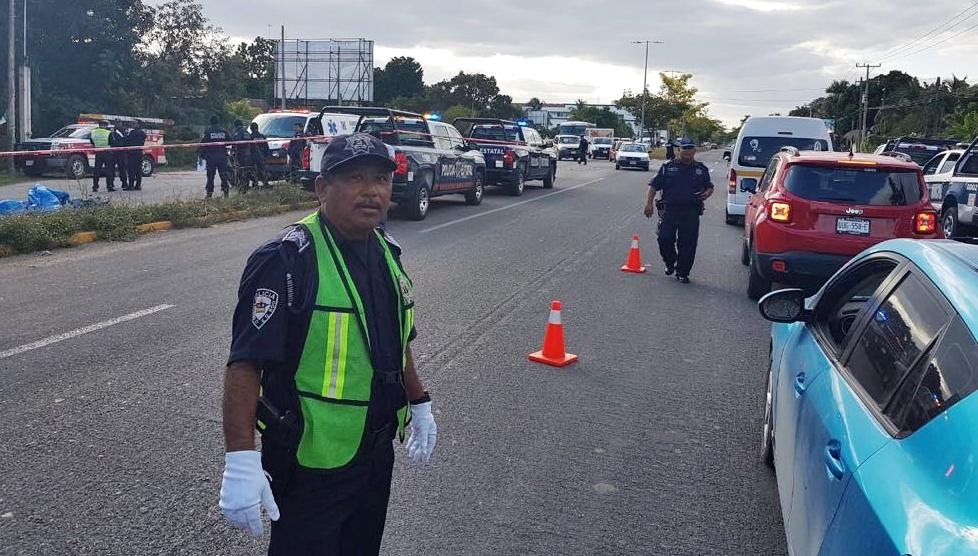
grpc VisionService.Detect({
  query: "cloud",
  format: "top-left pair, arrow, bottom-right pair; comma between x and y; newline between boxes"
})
710,0 -> 804,12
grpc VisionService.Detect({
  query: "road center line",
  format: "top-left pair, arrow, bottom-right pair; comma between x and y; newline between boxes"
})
420,177 -> 606,234
0,304 -> 175,360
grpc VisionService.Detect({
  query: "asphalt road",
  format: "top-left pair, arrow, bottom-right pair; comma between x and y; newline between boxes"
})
0,151 -> 788,555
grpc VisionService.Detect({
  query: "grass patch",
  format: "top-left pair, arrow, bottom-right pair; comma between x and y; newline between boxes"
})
0,186 -> 317,257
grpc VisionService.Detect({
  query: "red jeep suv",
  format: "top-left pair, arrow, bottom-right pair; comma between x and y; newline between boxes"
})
742,148 -> 938,299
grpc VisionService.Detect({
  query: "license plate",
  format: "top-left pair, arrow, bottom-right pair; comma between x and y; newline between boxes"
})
837,217 -> 870,235
25,160 -> 33,166
494,161 -> 503,168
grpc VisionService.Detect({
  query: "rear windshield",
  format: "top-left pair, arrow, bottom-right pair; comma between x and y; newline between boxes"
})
893,144 -> 946,165
739,136 -> 830,168
471,126 -> 519,142
593,138 -> 613,145
359,118 -> 431,146
784,165 -> 922,206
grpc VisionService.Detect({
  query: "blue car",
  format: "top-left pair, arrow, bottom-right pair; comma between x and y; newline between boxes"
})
758,238 -> 978,556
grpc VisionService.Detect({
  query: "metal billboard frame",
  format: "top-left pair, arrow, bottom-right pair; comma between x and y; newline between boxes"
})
273,37 -> 374,106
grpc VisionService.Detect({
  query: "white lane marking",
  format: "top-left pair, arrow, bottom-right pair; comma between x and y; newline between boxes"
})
0,304 -> 175,360
420,178 -> 606,234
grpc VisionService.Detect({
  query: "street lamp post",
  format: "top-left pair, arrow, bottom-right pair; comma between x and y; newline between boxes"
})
632,40 -> 662,142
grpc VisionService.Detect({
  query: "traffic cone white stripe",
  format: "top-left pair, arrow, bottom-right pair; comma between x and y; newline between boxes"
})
631,238 -> 639,249
548,309 -> 561,325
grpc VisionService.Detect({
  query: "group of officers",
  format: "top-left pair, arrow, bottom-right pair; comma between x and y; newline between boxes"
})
197,116 -> 279,198
89,119 -> 147,193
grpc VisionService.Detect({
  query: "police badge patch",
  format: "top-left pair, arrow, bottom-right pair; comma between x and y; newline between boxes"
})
252,289 -> 279,329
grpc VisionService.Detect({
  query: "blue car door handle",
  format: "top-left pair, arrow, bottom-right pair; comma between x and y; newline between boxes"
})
825,440 -> 846,480
794,372 -> 807,396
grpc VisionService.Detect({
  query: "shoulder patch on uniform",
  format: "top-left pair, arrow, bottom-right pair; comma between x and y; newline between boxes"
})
381,229 -> 402,252
253,288 -> 279,329
282,226 -> 310,253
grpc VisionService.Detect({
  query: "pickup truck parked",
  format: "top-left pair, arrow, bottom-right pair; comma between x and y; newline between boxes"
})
305,107 -> 486,220
924,138 -> 978,238
454,118 -> 557,196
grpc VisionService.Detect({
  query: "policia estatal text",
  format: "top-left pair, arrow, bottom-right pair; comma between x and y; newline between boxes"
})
220,133 -> 439,555
644,139 -> 714,283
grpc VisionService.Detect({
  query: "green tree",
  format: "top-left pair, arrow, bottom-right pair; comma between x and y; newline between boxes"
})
526,97 -> 543,111
225,99 -> 261,123
374,57 -> 425,105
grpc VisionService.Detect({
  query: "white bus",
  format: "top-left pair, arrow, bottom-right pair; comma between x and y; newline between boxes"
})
557,121 -> 595,138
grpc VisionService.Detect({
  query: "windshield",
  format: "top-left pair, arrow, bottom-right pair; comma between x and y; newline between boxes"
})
784,165 -> 922,206
558,136 -> 580,144
359,118 -> 431,146
252,114 -> 307,138
739,136 -> 830,168
50,126 -> 91,139
621,144 -> 647,152
558,124 -> 591,137
892,145 -> 946,165
470,126 -> 520,142
593,138 -> 613,145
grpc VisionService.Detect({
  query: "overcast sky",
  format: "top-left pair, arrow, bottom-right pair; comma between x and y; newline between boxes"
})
180,0 -> 978,127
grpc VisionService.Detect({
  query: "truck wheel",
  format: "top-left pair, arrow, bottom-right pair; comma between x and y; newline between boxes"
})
66,154 -> 87,180
465,172 -> 484,205
542,165 -> 555,189
741,237 -> 750,266
942,207 -> 960,239
748,245 -> 772,300
407,181 -> 431,221
509,170 -> 525,197
141,156 -> 155,177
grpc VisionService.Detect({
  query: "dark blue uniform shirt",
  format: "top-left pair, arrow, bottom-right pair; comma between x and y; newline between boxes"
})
650,159 -> 714,209
228,216 -> 416,437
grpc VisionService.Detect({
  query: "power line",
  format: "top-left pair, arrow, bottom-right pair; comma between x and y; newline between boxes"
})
874,1 -> 978,62
880,19 -> 978,64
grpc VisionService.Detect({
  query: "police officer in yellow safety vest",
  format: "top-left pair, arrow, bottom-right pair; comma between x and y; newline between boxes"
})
220,133 -> 438,555
89,120 -> 116,192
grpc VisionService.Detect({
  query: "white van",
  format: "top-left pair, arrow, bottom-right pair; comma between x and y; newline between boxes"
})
725,116 -> 832,224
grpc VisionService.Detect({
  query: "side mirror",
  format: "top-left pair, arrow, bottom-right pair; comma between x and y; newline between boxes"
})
740,178 -> 757,194
758,289 -> 810,323
722,151 -> 731,161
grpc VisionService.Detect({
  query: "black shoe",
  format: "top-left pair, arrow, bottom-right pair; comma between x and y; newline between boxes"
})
677,275 -> 690,284
107,187 -> 117,192
206,191 -> 213,199
133,186 -> 141,191
92,188 -> 99,193
664,265 -> 676,276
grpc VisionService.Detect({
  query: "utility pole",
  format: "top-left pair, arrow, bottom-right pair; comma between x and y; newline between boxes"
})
6,0 -> 16,173
632,40 -> 662,141
280,26 -> 286,109
856,63 -> 880,152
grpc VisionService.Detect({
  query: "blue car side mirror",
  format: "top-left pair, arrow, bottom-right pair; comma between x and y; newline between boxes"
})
759,289 -> 810,323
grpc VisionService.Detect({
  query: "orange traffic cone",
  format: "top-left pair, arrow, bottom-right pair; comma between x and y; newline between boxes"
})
620,234 -> 647,273
529,300 -> 579,367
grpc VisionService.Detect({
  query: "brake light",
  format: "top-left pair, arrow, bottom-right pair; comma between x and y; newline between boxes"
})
769,201 -> 791,223
395,151 -> 409,176
301,146 -> 310,171
503,148 -> 515,167
772,260 -> 787,272
728,169 -> 737,193
915,211 -> 937,234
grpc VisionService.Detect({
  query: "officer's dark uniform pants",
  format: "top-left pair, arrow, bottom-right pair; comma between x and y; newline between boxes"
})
113,153 -> 129,189
267,430 -> 395,556
206,157 -> 231,194
127,153 -> 143,190
92,154 -> 113,190
657,208 -> 700,276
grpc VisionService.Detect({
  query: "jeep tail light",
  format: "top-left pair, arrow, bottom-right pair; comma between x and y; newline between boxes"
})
769,201 -> 791,223
728,169 -> 737,193
301,146 -> 310,171
503,148 -> 515,168
915,211 -> 937,234
395,151 -> 409,176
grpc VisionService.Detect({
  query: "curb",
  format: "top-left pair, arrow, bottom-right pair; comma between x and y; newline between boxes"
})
70,231 -> 97,245
135,221 -> 173,234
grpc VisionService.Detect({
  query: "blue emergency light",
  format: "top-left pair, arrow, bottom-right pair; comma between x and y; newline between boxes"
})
425,113 -> 442,121
516,119 -> 530,127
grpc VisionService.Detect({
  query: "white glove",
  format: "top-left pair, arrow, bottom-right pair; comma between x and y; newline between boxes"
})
219,450 -> 280,537
406,401 -> 438,463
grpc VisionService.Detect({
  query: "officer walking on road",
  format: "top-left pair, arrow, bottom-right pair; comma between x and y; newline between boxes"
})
578,135 -> 589,165
201,116 -> 232,198
90,120 -> 115,192
126,120 -> 147,191
644,138 -> 714,284
109,124 -> 129,191
220,133 -> 438,555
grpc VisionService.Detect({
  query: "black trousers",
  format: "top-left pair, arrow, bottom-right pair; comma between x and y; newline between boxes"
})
267,438 -> 395,556
113,153 -> 129,189
92,154 -> 114,189
657,209 -> 701,276
206,157 -> 231,193
127,153 -> 143,189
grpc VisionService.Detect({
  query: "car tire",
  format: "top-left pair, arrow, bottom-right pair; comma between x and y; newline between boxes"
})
761,349 -> 775,469
509,170 -> 525,197
464,172 -> 484,206
942,207 -> 960,239
741,237 -> 750,266
615,163 -> 620,170
726,209 -> 739,225
748,245 -> 772,300
407,178 -> 431,221
66,154 -> 87,180
542,165 -> 555,189
141,156 -> 155,177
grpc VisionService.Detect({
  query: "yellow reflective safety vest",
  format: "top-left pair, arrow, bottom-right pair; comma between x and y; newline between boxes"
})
291,211 -> 414,469
90,127 -> 111,148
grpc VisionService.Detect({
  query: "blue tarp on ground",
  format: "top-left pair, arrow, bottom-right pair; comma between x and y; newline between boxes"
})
0,185 -> 70,216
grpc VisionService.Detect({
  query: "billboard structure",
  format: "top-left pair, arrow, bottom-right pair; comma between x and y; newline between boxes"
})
273,38 -> 374,106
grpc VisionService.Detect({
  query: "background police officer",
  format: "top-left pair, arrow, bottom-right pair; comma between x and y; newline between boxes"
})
578,135 -> 589,165
126,120 -> 147,191
219,133 -> 438,555
109,124 -> 129,190
201,115 -> 232,198
249,122 -> 271,189
644,138 -> 714,283
230,119 -> 252,191
287,122 -> 306,184
90,120 -> 115,192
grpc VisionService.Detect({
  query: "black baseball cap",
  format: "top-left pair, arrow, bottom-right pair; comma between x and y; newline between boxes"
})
320,133 -> 397,176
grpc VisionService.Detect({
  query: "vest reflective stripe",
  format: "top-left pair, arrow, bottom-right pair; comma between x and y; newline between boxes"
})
292,211 -> 412,469
91,128 -> 110,148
